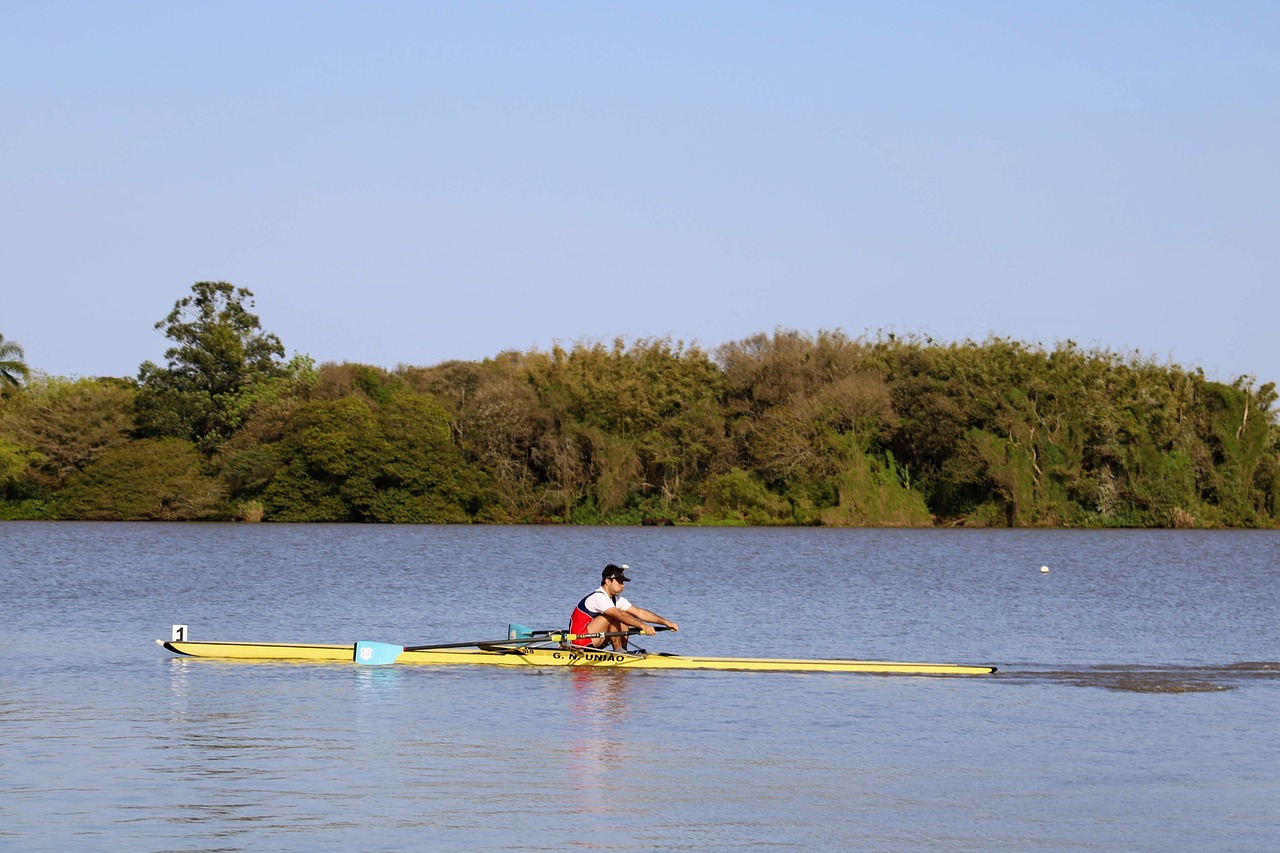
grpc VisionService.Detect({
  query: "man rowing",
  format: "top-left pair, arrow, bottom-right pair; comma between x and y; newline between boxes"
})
570,564 -> 678,651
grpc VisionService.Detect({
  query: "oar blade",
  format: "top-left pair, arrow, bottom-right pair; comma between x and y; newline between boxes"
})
354,641 -> 405,666
507,624 -> 536,640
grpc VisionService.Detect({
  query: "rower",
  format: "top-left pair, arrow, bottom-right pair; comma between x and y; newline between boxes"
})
569,564 -> 678,651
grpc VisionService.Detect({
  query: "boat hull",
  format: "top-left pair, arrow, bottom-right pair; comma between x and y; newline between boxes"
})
157,639 -> 997,674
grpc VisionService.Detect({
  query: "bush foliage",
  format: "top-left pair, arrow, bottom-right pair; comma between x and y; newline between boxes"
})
3,287 -> 1277,527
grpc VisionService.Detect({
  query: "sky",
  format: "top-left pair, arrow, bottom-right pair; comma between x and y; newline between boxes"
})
3,1 -> 1277,386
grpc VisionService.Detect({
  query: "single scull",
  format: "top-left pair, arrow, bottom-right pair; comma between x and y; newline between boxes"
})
156,631 -> 997,675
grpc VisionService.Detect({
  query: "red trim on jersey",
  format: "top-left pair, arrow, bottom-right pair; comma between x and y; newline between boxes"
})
569,590 -> 614,646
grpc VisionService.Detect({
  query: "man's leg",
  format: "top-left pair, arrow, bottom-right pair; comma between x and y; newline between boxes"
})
585,614 -> 628,649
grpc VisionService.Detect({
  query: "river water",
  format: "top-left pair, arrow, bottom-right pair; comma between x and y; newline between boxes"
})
2,523 -> 1277,851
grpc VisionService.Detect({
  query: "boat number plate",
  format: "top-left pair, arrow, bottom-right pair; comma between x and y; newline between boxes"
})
171,624 -> 188,641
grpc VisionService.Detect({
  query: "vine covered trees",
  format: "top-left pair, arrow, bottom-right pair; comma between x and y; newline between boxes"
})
1,287 -> 1277,526
0,376 -> 137,516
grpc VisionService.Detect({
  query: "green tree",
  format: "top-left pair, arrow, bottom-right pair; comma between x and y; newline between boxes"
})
701,467 -> 790,524
0,333 -> 30,389
518,338 -> 731,520
136,282 -> 287,453
425,357 -> 545,520
261,387 -> 495,522
0,375 -> 136,493
0,436 -> 44,508
716,330 -> 912,524
56,437 -> 223,520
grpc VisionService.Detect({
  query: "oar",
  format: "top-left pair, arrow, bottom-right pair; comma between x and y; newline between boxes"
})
354,635 -> 541,665
353,624 -> 561,664
354,626 -> 671,666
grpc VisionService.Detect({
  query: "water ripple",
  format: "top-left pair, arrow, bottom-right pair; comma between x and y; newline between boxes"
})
997,661 -> 1280,693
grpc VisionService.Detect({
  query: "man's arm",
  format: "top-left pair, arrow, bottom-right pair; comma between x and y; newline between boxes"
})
615,605 -> 678,635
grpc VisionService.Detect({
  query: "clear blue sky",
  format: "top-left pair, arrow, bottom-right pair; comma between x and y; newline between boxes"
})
4,2 -> 1277,386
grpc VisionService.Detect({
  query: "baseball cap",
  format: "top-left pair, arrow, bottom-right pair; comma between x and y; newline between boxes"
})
602,563 -> 631,582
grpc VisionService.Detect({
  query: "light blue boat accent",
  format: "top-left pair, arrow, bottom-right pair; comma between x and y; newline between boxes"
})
354,641 -> 404,666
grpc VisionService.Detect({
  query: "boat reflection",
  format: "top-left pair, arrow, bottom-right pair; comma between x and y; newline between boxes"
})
565,669 -> 634,804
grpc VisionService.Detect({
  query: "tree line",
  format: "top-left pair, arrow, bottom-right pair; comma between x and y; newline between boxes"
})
2,282 -> 1277,527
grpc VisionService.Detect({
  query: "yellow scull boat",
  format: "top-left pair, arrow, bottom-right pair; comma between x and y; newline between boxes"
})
156,638 -> 997,675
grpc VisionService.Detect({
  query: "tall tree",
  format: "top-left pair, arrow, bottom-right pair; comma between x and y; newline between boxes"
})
0,333 -> 30,389
135,282 -> 286,453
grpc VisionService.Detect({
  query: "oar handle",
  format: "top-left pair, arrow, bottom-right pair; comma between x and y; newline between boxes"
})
355,626 -> 674,665
550,625 -> 672,642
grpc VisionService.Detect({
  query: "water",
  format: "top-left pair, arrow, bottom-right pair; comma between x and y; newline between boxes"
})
2,523 -> 1278,851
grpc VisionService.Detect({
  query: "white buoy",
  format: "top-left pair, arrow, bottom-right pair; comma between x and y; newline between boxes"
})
1040,565 -> 1050,574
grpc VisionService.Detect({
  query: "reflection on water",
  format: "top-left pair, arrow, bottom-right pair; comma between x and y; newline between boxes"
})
1000,660 -> 1280,693
352,663 -> 408,692
568,668 -> 634,721
566,669 -> 634,805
